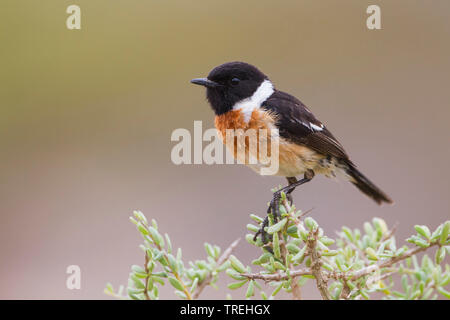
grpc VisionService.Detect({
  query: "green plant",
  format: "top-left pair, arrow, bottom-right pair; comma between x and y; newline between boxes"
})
105,192 -> 450,300
104,210 -> 238,300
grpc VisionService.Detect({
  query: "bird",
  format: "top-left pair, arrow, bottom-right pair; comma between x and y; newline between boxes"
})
191,61 -> 392,241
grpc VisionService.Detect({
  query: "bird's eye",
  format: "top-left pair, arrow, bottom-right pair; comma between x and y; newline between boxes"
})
230,78 -> 240,85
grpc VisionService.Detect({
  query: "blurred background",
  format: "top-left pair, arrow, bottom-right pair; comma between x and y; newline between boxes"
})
0,0 -> 449,299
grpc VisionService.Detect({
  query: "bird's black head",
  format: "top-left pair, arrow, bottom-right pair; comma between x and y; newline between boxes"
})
191,62 -> 269,115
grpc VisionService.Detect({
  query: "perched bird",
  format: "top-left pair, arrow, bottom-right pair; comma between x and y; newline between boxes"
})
191,62 -> 392,240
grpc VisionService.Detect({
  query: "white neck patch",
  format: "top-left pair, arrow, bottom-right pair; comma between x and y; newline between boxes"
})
232,79 -> 274,123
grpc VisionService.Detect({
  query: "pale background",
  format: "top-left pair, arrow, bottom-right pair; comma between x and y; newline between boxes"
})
0,0 -> 449,299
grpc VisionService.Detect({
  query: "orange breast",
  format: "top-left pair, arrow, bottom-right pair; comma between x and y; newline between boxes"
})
215,109 -> 277,164
214,109 -> 326,177
215,109 -> 276,134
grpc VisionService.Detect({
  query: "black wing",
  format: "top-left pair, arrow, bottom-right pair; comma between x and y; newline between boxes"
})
262,90 -> 350,161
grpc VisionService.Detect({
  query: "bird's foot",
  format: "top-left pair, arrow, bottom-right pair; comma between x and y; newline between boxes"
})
253,215 -> 270,244
253,190 -> 284,244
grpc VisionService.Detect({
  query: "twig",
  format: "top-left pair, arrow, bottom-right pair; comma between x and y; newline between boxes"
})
241,268 -> 313,281
279,202 -> 302,300
144,224 -> 193,300
299,207 -> 315,219
283,199 -> 307,299
192,238 -> 240,299
291,277 -> 302,300
307,228 -> 332,300
143,252 -> 151,300
340,281 -> 351,300
382,222 -> 398,242
241,238 -> 447,299
348,240 -> 443,281
340,235 -> 370,265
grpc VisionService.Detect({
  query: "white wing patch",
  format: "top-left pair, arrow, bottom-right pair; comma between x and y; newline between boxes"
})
310,122 -> 324,131
293,118 -> 325,132
232,79 -> 274,123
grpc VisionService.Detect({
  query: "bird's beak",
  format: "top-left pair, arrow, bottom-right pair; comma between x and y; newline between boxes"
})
190,78 -> 219,88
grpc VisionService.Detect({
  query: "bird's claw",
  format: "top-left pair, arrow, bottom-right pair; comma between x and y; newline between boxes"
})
254,191 -> 283,244
253,216 -> 270,243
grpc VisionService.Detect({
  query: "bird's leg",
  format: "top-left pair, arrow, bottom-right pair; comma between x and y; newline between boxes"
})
254,170 -> 315,243
283,170 -> 315,204
285,176 -> 298,205
270,170 -> 315,219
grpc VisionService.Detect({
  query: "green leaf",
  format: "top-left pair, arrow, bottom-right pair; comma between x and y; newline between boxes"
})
286,243 -> 300,254
415,239 -> 430,248
274,261 -> 286,271
292,245 -> 307,262
342,227 -> 354,242
168,277 -> 185,291
204,243 -> 215,258
217,260 -> 230,272
271,282 -> 284,296
411,290 -> 421,300
415,225 -> 431,240
437,286 -> 450,299
131,265 -> 146,274
364,222 -> 374,236
167,254 -> 178,272
360,289 -> 370,299
440,221 -> 450,245
175,291 -> 187,299
431,224 -> 443,241
401,274 -> 409,292
148,227 -> 162,245
322,250 -> 338,256
229,255 -> 246,273
305,217 -> 318,230
226,269 -> 247,281
320,237 -> 335,246
165,234 -> 172,253
373,218 -> 388,234
105,283 -> 114,293
267,218 -> 287,234
147,277 -> 154,291
273,232 -> 281,259
245,234 -> 257,245
299,229 -> 308,241
322,262 -> 333,271
131,275 -> 145,290
152,271 -> 168,278
335,256 -> 344,271
365,247 -> 378,260
441,274 -> 450,287
129,217 -> 138,226
246,280 -> 255,298
435,247 -> 446,264
262,262 -> 275,273
256,252 -> 272,265
128,292 -> 141,300
190,277 -> 199,292
246,224 -> 260,233
137,223 -> 149,236
250,214 -> 264,224
396,247 -> 407,257
133,210 -> 147,224
228,280 -> 248,290
287,225 -> 298,236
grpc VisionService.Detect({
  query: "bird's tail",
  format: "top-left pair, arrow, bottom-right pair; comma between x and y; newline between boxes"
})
344,162 -> 393,205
